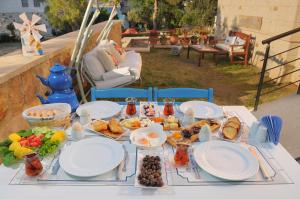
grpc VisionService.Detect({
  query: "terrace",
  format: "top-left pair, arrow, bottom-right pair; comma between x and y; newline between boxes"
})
0,0 -> 300,198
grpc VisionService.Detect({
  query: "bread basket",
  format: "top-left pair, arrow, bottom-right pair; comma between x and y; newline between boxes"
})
22,103 -> 71,128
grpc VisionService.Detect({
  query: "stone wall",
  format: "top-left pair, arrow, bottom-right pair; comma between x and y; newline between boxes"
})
216,0 -> 300,84
0,21 -> 122,140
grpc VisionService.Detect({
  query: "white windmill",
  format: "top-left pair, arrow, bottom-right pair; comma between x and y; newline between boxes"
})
13,13 -> 47,56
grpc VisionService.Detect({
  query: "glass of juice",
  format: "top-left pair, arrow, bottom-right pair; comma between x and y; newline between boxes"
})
174,143 -> 190,166
125,97 -> 137,116
163,98 -> 175,116
24,153 -> 43,177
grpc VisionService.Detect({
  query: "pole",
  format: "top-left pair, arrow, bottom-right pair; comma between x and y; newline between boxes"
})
254,44 -> 270,111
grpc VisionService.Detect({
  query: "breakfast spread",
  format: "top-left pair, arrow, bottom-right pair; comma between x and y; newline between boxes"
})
163,116 -> 181,131
221,116 -> 241,140
137,155 -> 164,187
120,117 -> 141,129
167,119 -> 221,147
91,118 -> 125,139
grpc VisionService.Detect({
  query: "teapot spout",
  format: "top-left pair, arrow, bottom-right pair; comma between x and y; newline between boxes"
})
36,75 -> 49,87
36,94 -> 49,104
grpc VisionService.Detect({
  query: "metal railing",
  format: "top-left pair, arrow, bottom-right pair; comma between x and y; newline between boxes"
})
254,27 -> 300,111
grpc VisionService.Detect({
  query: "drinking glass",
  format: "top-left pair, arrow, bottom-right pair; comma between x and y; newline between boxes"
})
125,97 -> 137,116
174,143 -> 190,166
163,98 -> 175,116
24,153 -> 43,176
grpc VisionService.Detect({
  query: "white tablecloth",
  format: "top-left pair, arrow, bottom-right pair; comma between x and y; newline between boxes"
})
1,106 -> 300,199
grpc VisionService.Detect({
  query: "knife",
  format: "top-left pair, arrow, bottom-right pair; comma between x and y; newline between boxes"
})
248,146 -> 271,179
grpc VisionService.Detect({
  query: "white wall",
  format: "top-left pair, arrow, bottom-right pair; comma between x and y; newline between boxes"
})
0,0 -> 45,13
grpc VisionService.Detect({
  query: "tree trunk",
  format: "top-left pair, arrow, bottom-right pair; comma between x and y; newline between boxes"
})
152,0 -> 158,30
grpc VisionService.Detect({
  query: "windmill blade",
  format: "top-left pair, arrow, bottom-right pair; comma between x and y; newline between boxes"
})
19,12 -> 30,24
31,14 -> 41,25
32,30 -> 43,41
13,22 -> 24,30
34,24 -> 47,32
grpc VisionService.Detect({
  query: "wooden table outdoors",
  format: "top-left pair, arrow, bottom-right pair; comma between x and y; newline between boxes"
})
187,44 -> 227,66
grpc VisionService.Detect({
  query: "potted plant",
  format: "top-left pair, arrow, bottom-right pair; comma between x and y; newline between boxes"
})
159,32 -> 168,45
169,29 -> 180,45
190,33 -> 199,45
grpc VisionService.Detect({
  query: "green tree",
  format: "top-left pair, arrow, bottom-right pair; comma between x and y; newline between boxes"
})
127,0 -> 183,30
180,0 -> 218,27
45,0 -> 88,32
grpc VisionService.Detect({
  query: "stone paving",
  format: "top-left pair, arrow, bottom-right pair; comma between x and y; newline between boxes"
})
252,93 -> 300,158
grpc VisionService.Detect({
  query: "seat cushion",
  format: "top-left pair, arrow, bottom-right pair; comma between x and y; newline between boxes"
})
83,49 -> 105,81
94,75 -> 134,89
102,67 -> 131,81
216,43 -> 230,51
118,51 -> 142,79
96,48 -> 118,72
96,40 -> 124,63
235,37 -> 246,46
224,36 -> 237,45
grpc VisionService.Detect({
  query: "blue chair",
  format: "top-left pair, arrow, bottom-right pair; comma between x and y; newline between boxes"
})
153,87 -> 214,104
91,87 -> 153,104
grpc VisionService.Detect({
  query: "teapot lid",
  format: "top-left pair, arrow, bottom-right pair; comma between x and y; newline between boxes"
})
50,64 -> 66,73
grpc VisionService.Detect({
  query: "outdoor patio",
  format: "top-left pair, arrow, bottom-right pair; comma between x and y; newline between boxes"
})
1,0 -> 300,198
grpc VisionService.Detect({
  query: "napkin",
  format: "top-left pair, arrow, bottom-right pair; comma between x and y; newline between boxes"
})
260,115 -> 283,145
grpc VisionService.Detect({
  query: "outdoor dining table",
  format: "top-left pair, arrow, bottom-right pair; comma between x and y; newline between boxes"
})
1,105 -> 300,199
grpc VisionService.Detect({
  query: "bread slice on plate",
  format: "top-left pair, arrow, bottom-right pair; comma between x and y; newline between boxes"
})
227,117 -> 241,125
222,126 -> 238,140
225,121 -> 240,129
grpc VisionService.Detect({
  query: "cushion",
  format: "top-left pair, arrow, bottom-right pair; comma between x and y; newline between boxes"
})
215,43 -> 244,54
110,40 -> 126,61
118,51 -> 142,79
96,48 -> 118,72
83,49 -> 105,81
94,76 -> 134,89
235,37 -> 246,46
224,36 -> 237,45
96,41 -> 123,63
102,67 -> 131,81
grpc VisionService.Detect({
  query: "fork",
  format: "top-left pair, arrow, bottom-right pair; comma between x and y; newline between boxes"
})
188,148 -> 201,179
122,144 -> 129,172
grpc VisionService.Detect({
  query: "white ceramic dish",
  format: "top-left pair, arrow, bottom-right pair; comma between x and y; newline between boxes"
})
193,140 -> 259,181
76,101 -> 121,119
22,103 -> 71,121
59,137 -> 124,177
134,149 -> 168,188
180,101 -> 223,119
130,123 -> 167,148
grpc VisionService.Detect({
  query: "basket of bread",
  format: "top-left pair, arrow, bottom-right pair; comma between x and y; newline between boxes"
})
22,103 -> 71,128
219,116 -> 242,141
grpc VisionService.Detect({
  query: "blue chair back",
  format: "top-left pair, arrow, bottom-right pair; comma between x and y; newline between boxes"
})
153,87 -> 214,103
91,87 -> 153,104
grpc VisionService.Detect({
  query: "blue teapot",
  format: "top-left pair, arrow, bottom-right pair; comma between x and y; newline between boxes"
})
36,64 -> 79,112
37,64 -> 72,91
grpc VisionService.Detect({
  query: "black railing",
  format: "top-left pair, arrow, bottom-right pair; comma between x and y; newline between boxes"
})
254,27 -> 300,111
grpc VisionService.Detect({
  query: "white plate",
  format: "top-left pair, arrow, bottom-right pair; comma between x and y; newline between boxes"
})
59,137 -> 124,177
180,101 -> 223,119
193,141 -> 259,181
134,149 -> 167,188
130,123 -> 166,148
76,101 -> 121,119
